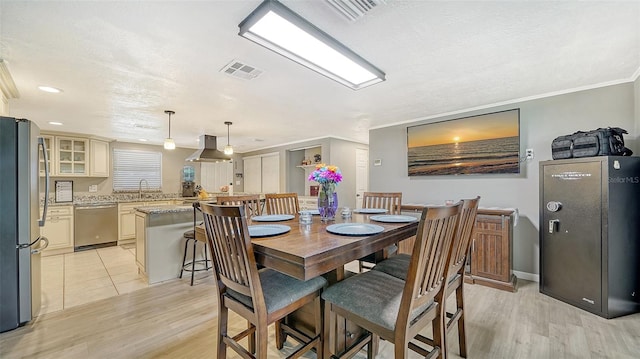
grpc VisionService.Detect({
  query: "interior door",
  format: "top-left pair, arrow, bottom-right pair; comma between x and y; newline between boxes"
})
243,156 -> 262,193
261,153 -> 280,193
541,160 -> 602,312
355,148 -> 368,208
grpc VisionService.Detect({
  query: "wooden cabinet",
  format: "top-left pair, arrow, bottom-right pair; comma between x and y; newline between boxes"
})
39,135 -> 54,176
89,139 -> 110,177
119,201 -> 175,243
55,137 -> 88,176
466,208 -> 517,292
41,205 -> 74,256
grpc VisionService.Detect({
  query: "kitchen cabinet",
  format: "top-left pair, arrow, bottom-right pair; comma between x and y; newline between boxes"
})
466,208 -> 517,292
201,161 -> 233,192
89,139 -> 110,177
39,135 -> 54,176
119,200 -> 175,243
299,196 -> 317,210
55,137 -> 88,176
41,205 -> 74,256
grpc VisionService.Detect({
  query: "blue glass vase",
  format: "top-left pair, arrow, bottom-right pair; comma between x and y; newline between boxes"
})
318,184 -> 338,222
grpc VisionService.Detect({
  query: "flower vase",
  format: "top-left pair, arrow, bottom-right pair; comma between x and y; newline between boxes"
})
318,184 -> 338,221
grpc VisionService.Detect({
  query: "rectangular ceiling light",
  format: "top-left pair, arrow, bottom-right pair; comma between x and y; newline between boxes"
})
238,0 -> 385,90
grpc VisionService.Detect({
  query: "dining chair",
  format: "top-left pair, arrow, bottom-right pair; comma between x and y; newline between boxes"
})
201,203 -> 327,359
372,196 -> 481,358
179,201 -> 211,286
265,192 -> 300,215
322,203 -> 461,359
358,192 -> 403,272
216,194 -> 263,217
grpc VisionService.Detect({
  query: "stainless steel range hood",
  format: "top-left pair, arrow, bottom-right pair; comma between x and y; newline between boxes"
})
185,135 -> 232,162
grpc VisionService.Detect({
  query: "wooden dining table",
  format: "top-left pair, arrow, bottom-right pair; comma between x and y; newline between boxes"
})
195,210 -> 421,355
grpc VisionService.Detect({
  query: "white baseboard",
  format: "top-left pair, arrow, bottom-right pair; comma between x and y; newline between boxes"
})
513,270 -> 539,282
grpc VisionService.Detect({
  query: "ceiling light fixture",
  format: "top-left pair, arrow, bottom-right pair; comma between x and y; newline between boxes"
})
224,121 -> 234,155
38,86 -> 62,93
48,121 -> 63,126
238,0 -> 385,90
164,110 -> 176,150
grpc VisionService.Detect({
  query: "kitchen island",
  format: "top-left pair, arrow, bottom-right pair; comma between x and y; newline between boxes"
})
135,204 -> 201,284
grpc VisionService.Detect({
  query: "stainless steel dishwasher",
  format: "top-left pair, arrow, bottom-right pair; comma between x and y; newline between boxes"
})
74,203 -> 118,251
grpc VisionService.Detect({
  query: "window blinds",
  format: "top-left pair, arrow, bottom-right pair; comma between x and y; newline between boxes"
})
112,149 -> 162,191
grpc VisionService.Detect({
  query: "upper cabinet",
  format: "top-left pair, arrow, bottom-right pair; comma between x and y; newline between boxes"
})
56,137 -> 88,176
43,134 -> 111,177
89,139 -> 110,177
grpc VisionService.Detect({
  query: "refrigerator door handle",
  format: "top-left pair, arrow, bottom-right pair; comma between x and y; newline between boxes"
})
30,237 -> 49,254
38,137 -> 50,226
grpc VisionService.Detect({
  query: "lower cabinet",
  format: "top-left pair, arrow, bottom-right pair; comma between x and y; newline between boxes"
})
119,200 -> 175,243
41,205 -> 74,256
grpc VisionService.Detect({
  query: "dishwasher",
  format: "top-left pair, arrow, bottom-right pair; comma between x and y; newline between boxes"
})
74,203 -> 118,251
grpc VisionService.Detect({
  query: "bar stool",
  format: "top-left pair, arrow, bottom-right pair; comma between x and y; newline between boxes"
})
179,201 -> 211,286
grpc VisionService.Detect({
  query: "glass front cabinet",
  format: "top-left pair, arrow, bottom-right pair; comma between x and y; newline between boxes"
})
55,137 -> 88,176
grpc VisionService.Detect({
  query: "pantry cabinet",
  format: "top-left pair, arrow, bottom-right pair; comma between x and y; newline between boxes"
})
41,205 -> 74,256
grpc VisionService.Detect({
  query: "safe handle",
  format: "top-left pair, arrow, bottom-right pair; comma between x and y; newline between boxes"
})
548,219 -> 559,234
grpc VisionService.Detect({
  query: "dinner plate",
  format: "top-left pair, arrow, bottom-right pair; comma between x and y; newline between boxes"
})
354,208 -> 388,214
370,215 -> 419,223
326,223 -> 385,236
248,224 -> 291,237
299,209 -> 320,215
251,214 -> 295,222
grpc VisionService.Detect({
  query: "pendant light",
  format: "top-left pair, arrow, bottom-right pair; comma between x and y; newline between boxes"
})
164,110 -> 176,150
224,121 -> 233,155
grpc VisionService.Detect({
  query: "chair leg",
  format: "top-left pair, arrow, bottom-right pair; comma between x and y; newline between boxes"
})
322,300 -> 332,359
256,323 -> 269,359
190,239 -> 197,286
433,301 -> 446,359
456,285 -> 467,357
275,320 -> 286,349
248,320 -> 256,354
217,302 -> 229,359
368,334 -> 379,359
314,296 -> 324,359
179,237 -> 189,279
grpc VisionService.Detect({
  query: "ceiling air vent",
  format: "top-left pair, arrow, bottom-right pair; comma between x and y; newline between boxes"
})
325,0 -> 386,22
220,60 -> 263,80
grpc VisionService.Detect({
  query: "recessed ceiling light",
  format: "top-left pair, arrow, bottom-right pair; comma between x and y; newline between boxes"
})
38,86 -> 63,93
48,121 -> 63,126
138,139 -> 148,142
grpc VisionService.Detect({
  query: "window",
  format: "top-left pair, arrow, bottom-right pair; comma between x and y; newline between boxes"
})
112,149 -> 162,191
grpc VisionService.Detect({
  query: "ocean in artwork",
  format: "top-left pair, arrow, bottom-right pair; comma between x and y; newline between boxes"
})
408,136 -> 519,176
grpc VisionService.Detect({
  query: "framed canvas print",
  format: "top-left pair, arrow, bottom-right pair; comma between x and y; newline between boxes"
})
407,109 -> 520,176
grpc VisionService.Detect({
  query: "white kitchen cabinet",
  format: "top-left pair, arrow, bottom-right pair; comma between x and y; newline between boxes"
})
201,161 -> 233,192
55,137 -> 88,176
299,196 -> 317,210
119,201 -> 176,243
89,139 -> 110,177
41,205 -> 74,256
39,135 -> 54,176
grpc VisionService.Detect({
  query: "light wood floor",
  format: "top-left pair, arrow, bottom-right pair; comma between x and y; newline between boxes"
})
2,275 -> 640,358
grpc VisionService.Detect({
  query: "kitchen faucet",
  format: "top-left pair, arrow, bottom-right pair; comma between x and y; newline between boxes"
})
139,179 -> 149,199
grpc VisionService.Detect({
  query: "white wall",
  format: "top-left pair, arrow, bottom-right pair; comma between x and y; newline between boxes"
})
369,82 -> 636,277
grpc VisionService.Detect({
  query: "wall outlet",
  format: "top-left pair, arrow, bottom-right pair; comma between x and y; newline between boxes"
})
525,149 -> 534,160
88,185 -> 98,192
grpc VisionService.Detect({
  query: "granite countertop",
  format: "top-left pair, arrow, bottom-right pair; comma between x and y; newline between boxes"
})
135,205 -> 194,215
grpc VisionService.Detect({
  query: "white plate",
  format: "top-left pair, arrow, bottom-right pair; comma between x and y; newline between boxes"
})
251,214 -> 295,222
370,215 -> 418,223
326,223 -> 385,236
248,225 -> 291,237
299,209 -> 320,215
354,208 -> 388,214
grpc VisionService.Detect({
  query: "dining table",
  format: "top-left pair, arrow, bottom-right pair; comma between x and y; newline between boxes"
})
194,209 -> 421,355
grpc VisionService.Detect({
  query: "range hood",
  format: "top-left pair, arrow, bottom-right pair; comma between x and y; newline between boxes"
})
185,135 -> 232,162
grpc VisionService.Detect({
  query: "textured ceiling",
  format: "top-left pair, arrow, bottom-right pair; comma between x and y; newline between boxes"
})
1,1 -> 639,152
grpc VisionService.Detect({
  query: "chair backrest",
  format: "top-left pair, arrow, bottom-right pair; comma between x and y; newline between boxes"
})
265,193 -> 300,215
362,192 -> 402,214
446,196 -> 480,280
216,194 -> 263,217
396,203 -> 461,330
200,204 -> 266,312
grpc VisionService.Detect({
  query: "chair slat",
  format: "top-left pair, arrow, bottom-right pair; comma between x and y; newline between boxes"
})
265,193 -> 300,215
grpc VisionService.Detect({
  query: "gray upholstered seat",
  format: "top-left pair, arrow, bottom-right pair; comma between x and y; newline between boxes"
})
322,270 -> 434,332
227,268 -> 327,314
371,253 -> 411,280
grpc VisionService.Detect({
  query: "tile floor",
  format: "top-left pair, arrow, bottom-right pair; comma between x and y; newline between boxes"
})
40,244 -> 148,314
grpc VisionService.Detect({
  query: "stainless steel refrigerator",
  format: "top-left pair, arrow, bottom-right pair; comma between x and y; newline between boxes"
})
540,157 -> 640,319
0,117 -> 50,332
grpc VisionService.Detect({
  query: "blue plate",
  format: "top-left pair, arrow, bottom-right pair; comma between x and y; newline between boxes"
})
251,214 -> 295,222
370,215 -> 418,223
354,208 -> 388,214
326,223 -> 385,236
248,225 -> 291,237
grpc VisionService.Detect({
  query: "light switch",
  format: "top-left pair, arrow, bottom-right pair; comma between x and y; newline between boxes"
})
89,185 -> 98,192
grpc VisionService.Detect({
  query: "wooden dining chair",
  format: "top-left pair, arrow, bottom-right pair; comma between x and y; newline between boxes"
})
322,203 -> 461,359
265,193 -> 300,215
358,192 -> 403,272
216,194 -> 263,217
201,203 -> 327,359
371,196 -> 481,358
